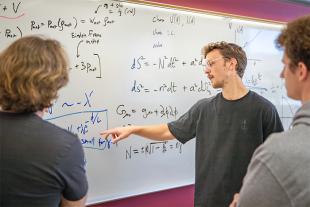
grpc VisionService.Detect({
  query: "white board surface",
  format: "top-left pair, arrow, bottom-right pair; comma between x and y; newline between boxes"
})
0,0 -> 300,204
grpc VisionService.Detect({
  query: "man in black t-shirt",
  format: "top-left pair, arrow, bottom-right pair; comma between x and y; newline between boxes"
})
101,42 -> 283,207
0,36 -> 88,207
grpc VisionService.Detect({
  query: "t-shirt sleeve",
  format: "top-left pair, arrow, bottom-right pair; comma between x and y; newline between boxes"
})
59,136 -> 88,201
262,104 -> 284,140
238,148 -> 289,207
168,101 -> 201,144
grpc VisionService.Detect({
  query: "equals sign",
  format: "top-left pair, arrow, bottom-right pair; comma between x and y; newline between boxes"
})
133,149 -> 139,154
170,145 -> 173,149
80,20 -> 86,23
144,89 -> 150,92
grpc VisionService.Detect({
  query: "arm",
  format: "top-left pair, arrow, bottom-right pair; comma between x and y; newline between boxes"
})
59,137 -> 88,205
100,124 -> 175,143
60,195 -> 87,207
262,104 -> 284,140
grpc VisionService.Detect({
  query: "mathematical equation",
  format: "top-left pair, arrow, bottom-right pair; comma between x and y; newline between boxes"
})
116,104 -> 178,119
131,80 -> 213,95
0,1 -> 135,54
69,54 -> 103,78
46,109 -> 110,151
29,3 -> 135,31
125,141 -> 183,159
131,55 -> 204,70
43,90 -> 112,151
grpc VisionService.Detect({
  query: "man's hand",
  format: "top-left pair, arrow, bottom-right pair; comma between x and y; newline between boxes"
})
229,193 -> 239,207
100,126 -> 133,143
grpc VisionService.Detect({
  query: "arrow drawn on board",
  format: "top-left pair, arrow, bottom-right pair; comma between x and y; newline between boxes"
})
76,40 -> 83,58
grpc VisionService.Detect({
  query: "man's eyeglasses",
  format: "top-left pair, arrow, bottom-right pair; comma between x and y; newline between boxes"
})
203,57 -> 227,68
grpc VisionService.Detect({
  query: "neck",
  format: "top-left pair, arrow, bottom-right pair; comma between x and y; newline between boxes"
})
222,75 -> 249,100
35,110 -> 45,118
0,109 -> 45,117
299,81 -> 310,105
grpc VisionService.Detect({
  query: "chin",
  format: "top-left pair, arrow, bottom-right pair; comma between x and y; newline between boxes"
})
287,93 -> 299,101
211,82 -> 221,89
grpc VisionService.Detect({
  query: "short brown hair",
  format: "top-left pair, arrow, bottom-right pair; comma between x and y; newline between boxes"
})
0,36 -> 69,112
202,41 -> 247,78
276,15 -> 310,71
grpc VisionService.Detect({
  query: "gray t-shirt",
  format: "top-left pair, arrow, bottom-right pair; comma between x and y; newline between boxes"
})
238,102 -> 310,207
168,91 -> 283,207
0,112 -> 88,207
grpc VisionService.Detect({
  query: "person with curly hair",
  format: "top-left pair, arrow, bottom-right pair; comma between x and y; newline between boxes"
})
101,41 -> 283,207
0,36 -> 88,207
230,14 -> 310,207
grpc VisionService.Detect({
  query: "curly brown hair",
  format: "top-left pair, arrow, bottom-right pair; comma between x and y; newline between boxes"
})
0,35 -> 69,113
202,41 -> 247,78
276,15 -> 310,71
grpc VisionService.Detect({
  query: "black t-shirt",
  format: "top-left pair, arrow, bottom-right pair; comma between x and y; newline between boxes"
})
168,91 -> 283,207
0,112 -> 88,207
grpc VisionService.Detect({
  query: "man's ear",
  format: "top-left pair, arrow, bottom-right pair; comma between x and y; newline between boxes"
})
229,58 -> 238,71
297,62 -> 309,81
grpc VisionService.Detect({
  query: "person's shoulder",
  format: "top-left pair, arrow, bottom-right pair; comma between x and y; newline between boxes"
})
34,115 -> 79,143
253,128 -> 310,185
248,91 -> 276,108
195,93 -> 219,107
255,131 -> 295,162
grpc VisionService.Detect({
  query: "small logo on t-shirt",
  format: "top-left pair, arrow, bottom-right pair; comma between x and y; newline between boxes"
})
241,120 -> 248,131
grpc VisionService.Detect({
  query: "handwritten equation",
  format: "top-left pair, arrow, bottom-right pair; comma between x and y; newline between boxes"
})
131,79 -> 214,95
44,90 -> 112,151
116,104 -> 178,119
45,109 -> 111,151
125,141 -> 183,159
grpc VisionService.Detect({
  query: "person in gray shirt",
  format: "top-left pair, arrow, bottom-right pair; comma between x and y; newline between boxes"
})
230,14 -> 310,207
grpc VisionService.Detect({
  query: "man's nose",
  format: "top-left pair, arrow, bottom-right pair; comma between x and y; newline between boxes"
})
280,68 -> 285,78
204,66 -> 210,74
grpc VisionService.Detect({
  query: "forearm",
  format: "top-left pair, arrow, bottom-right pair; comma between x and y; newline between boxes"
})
131,124 -> 175,141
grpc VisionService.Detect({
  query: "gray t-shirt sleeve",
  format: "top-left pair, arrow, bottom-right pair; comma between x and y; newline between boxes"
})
238,147 -> 290,207
168,100 -> 202,144
59,137 -> 88,201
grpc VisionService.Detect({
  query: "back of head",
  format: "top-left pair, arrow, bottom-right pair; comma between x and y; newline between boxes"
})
202,41 -> 247,78
276,15 -> 310,70
0,35 -> 69,113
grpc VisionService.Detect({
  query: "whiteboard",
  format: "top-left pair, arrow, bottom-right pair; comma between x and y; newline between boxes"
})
0,0 -> 300,204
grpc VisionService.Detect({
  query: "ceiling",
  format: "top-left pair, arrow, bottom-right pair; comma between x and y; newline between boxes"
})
145,0 -> 310,22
